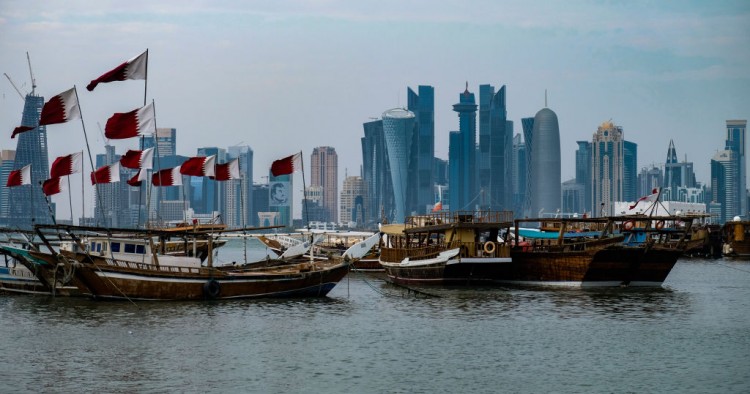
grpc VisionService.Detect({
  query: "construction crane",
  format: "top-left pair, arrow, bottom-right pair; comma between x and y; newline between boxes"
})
26,52 -> 36,95
3,73 -> 25,101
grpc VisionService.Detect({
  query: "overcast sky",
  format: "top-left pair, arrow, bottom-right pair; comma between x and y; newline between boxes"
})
1,1 -> 749,220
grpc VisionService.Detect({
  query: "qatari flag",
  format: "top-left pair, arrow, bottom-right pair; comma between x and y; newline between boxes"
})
271,152 -> 302,176
86,50 -> 148,91
91,162 -> 120,185
50,152 -> 82,178
213,159 -> 240,181
180,155 -> 216,177
120,147 -> 154,169
42,177 -> 64,196
127,168 -> 148,187
152,166 -> 183,187
39,87 -> 80,126
6,165 -> 31,187
105,103 -> 155,139
11,126 -> 35,139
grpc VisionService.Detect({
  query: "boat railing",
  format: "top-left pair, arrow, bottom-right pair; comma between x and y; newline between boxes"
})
103,257 -> 209,275
380,244 -> 445,263
446,240 -> 511,258
405,210 -> 513,229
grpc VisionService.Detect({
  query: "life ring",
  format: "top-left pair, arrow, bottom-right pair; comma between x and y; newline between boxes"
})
203,279 -> 221,299
623,220 -> 635,231
483,241 -> 496,255
655,220 -> 665,230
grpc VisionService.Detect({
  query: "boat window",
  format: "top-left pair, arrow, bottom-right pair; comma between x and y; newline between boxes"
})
125,243 -> 136,253
102,242 -> 108,253
136,245 -> 145,254
95,243 -> 101,253
111,242 -> 120,252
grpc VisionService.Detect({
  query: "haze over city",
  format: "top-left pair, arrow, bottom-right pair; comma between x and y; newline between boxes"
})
1,1 -> 748,220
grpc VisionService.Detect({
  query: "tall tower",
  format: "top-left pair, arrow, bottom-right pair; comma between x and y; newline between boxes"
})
529,107 -> 561,218
575,141 -> 592,214
0,150 -> 16,220
93,145 -> 128,227
226,145 -> 253,228
592,121 -> 624,216
407,85 -> 435,214
480,84 -> 511,211
340,175 -> 365,226
361,119 -> 393,224
310,146 -> 339,223
8,93 -> 53,229
623,140 -> 638,203
511,134 -> 527,216
725,120 -> 747,217
711,150 -> 738,224
450,83 -> 477,211
520,117 -> 535,217
382,108 -> 416,223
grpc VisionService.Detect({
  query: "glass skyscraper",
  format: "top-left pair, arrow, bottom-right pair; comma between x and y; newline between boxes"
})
311,146 -> 338,223
382,108 -> 416,223
529,107 -> 561,218
407,85 -> 435,214
361,119 -> 393,225
478,84 -> 512,211
575,141 -> 592,215
449,84 -> 477,211
725,120 -> 747,217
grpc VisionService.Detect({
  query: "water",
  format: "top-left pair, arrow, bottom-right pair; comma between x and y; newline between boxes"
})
1,240 -> 749,393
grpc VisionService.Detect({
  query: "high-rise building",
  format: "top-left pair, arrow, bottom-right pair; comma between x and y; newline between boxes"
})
663,140 -> 697,201
196,147 -> 226,217
143,128 -> 177,158
638,166 -> 663,197
407,85 -> 435,215
725,120 -> 747,216
251,183 -> 269,227
382,108 -> 416,223
528,107 -> 561,217
361,119 -> 393,225
310,146 -> 338,223
226,145 -> 253,228
340,175 -> 365,226
711,149 -> 738,223
478,84 -> 512,211
575,141 -> 592,214
623,140 -> 638,202
8,93 -> 53,229
562,179 -> 585,215
93,145 -> 130,227
592,121 -> 625,216
520,117 -> 535,217
449,84 -> 477,211
0,150 -> 16,220
511,133 -> 527,216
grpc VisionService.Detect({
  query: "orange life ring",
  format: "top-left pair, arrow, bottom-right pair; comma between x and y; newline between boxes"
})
483,241 -> 496,255
655,220 -> 665,230
623,220 -> 635,231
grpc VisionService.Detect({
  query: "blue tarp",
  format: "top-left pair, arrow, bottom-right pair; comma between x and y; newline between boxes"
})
517,229 -> 602,239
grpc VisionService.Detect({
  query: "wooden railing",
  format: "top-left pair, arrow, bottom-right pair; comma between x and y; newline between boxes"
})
405,210 -> 514,229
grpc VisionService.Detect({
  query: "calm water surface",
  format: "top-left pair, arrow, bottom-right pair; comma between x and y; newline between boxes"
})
1,241 -> 749,393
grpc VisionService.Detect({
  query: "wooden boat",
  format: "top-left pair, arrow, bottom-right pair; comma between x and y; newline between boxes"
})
30,225 -> 377,301
0,244 -> 84,296
0,255 -> 48,294
721,219 -> 750,257
379,211 -> 514,285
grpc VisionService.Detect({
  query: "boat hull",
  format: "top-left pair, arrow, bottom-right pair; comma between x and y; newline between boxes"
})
0,246 -> 83,296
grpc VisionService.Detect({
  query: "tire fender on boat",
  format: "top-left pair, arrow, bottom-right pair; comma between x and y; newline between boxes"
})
623,220 -> 635,231
204,279 -> 221,299
655,220 -> 665,230
483,241 -> 496,255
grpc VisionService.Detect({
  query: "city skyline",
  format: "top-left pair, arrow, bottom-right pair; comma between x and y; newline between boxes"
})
1,1 -> 748,220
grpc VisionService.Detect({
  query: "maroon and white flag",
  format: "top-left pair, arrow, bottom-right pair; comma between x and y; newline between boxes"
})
213,159 -> 240,181
629,188 -> 660,210
152,166 -> 183,187
120,147 -> 154,169
50,152 -> 82,178
6,165 -> 31,187
42,177 -> 64,196
104,102 -> 155,139
270,152 -> 302,176
127,168 -> 148,187
39,87 -> 80,126
180,155 -> 216,177
86,50 -> 148,91
91,162 -> 120,185
11,125 -> 35,139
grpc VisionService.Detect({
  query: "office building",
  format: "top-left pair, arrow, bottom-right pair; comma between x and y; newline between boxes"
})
311,146 -> 338,223
340,175 -> 365,226
361,119 -> 394,225
407,85 -> 435,215
528,107 -> 561,217
382,108 -> 416,223
449,84 -> 477,212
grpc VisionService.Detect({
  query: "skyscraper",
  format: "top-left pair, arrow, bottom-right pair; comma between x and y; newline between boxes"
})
711,150 -> 737,223
725,120 -> 747,216
592,121 -> 624,216
663,140 -> 697,201
623,140 -> 638,203
407,85 -> 435,214
478,84 -> 512,211
0,150 -> 16,221
520,117 -> 535,217
382,108 -> 416,223
575,141 -> 592,214
528,107 -> 561,217
449,84 -> 477,211
226,145 -> 253,228
93,145 -> 129,227
196,147 -> 227,217
361,119 -> 393,225
511,133 -> 527,216
340,175 -> 365,226
311,146 -> 338,223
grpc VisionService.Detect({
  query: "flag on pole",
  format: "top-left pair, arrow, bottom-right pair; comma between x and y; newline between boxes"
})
629,188 -> 660,210
104,102 -> 155,139
6,165 -> 31,187
432,201 -> 443,212
50,152 -> 82,178
152,166 -> 183,186
180,155 -> 216,177
91,162 -> 120,185
120,147 -> 154,169
212,159 -> 240,181
38,87 -> 80,126
127,168 -> 148,187
270,153 -> 302,176
86,50 -> 148,91
42,177 -> 64,196
11,126 -> 35,139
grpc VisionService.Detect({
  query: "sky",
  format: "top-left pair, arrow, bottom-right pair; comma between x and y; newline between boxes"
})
1,1 -> 749,220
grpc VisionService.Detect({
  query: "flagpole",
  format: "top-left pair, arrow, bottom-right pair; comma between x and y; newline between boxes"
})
73,86 -> 105,226
151,99 -> 162,228
143,49 -> 149,107
81,156 -> 84,225
137,135 -> 144,228
299,151 -> 310,231
67,176 -> 73,223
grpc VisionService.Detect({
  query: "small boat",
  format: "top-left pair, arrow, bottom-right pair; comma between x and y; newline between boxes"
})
721,218 -> 750,257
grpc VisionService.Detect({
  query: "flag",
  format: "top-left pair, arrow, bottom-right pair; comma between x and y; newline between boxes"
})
6,165 -> 31,187
91,162 -> 120,185
120,147 -> 154,169
152,166 -> 182,186
629,188 -> 660,210
42,177 -> 64,196
180,155 -> 216,177
127,168 -> 148,187
104,102 -> 155,139
432,201 -> 443,212
212,159 -> 240,181
11,126 -> 35,139
270,153 -> 302,176
39,87 -> 80,126
86,50 -> 148,91
50,152 -> 82,178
